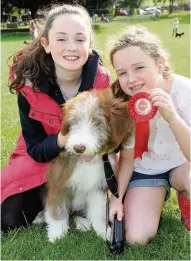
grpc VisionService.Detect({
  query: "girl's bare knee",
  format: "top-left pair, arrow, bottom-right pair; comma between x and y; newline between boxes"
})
125,229 -> 157,246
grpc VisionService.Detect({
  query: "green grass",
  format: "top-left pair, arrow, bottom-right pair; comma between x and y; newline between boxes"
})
1,25 -> 29,31
1,13 -> 190,260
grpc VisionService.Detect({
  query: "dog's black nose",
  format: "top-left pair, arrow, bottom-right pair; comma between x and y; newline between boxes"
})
73,144 -> 86,153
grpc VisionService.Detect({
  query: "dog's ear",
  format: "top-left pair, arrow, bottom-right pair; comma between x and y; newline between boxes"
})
60,99 -> 75,136
98,89 -> 134,148
107,101 -> 134,148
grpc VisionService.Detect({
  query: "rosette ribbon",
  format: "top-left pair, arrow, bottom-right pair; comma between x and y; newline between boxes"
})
128,92 -> 158,159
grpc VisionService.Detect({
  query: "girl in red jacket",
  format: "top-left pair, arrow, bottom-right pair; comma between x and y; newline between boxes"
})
1,4 -> 110,231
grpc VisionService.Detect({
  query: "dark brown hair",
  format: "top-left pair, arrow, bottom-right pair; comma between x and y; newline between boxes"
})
8,4 -> 93,93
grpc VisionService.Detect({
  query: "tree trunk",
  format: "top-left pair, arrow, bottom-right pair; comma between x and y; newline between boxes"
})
169,0 -> 174,14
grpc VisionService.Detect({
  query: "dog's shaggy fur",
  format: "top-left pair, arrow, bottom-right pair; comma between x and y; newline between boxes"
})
45,88 -> 134,242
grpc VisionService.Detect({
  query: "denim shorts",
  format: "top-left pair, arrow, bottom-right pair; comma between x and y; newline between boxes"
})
127,168 -> 177,201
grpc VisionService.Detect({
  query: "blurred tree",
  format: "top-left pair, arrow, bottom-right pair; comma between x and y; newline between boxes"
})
117,0 -> 144,14
7,1 -> 82,18
153,0 -> 174,13
86,0 -> 116,15
1,1 -> 14,22
8,0 -> 48,18
7,0 -> 115,18
1,0 -> 14,15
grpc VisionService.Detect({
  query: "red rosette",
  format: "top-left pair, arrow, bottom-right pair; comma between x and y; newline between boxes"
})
128,92 -> 158,122
127,92 -> 158,159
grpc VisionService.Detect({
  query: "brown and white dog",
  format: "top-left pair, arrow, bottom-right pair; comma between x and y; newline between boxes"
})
44,88 -> 133,242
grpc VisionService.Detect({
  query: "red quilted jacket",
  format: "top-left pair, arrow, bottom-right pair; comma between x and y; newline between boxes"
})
1,65 -> 110,203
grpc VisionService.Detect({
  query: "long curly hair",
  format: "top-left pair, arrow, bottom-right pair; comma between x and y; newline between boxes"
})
8,4 -> 93,93
109,26 -> 172,100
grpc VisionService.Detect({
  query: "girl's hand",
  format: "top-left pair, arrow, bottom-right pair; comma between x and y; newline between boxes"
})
148,88 -> 179,124
57,132 -> 67,149
109,196 -> 124,222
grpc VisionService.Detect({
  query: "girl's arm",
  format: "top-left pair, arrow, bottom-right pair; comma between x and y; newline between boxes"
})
117,148 -> 134,200
18,93 -> 64,162
109,148 -> 134,221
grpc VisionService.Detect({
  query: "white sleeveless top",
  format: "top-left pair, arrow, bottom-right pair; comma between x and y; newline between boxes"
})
123,74 -> 191,174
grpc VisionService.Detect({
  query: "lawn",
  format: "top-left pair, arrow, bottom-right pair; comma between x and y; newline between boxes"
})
1,12 -> 190,260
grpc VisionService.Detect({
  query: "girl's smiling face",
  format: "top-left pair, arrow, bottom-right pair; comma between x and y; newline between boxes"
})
42,14 -> 92,72
113,46 -> 163,96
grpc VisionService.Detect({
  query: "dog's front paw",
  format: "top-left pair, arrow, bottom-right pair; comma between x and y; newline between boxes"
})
75,217 -> 91,231
47,221 -> 69,243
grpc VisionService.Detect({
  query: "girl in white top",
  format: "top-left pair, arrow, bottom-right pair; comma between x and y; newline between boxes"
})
109,26 -> 190,245
172,17 -> 179,36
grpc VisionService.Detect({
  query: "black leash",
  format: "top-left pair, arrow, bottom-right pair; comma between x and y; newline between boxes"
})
103,154 -> 119,198
106,192 -> 124,255
103,154 -> 125,255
